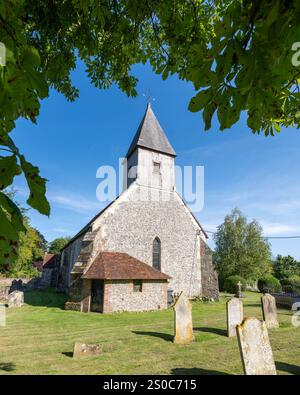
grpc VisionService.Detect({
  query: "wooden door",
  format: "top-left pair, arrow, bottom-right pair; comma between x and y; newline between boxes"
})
91,280 -> 104,313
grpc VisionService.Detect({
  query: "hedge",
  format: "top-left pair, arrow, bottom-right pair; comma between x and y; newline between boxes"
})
224,275 -> 247,294
257,274 -> 282,293
280,275 -> 300,295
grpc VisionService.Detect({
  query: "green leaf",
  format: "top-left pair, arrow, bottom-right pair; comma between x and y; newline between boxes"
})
189,89 -> 212,112
0,205 -> 19,240
19,155 -> 50,216
203,102 -> 217,131
0,192 -> 26,265
217,104 -> 228,130
21,47 -> 41,69
264,0 -> 280,26
0,133 -> 19,152
0,155 -> 21,189
273,123 -> 281,132
29,71 -> 49,99
0,191 -> 25,235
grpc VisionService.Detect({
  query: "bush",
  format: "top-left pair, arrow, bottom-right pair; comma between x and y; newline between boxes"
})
280,275 -> 300,294
224,276 -> 247,294
257,274 -> 282,293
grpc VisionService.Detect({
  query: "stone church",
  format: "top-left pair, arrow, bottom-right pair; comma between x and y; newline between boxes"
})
50,104 -> 219,313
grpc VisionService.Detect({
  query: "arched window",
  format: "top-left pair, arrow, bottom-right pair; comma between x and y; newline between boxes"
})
152,237 -> 161,271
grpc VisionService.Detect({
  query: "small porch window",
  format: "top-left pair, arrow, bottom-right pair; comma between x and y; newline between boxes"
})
133,280 -> 143,292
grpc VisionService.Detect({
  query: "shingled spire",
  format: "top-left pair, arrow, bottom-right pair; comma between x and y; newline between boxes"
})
126,103 -> 176,158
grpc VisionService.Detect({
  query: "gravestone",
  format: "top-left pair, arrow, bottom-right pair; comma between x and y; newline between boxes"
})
0,304 -> 6,327
226,297 -> 243,337
235,281 -> 244,298
236,317 -> 276,375
8,290 -> 24,308
173,292 -> 195,344
73,342 -> 102,358
261,293 -> 279,329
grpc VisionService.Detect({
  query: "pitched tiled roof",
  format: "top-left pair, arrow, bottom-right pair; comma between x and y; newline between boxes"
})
43,253 -> 57,269
32,260 -> 44,272
126,103 -> 176,158
82,252 -> 170,281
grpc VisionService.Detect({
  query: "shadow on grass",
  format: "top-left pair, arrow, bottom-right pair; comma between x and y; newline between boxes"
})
132,331 -> 173,342
0,362 -> 16,372
276,361 -> 300,375
171,367 -> 229,375
194,327 -> 227,337
62,352 -> 73,358
24,289 -> 68,309
243,303 -> 261,307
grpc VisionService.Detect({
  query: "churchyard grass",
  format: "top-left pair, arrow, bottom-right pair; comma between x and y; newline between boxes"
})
0,289 -> 299,375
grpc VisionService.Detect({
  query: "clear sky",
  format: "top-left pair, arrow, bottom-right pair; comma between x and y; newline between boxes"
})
11,61 -> 300,258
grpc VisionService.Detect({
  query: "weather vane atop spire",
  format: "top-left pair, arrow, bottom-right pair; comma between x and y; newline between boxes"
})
142,90 -> 156,106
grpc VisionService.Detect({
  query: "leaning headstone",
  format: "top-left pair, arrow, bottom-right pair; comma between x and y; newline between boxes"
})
236,317 -> 276,375
261,293 -> 279,329
73,342 -> 102,358
8,290 -> 24,308
173,292 -> 195,344
226,297 -> 243,337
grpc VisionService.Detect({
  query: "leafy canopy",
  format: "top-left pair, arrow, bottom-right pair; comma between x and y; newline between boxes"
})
1,190 -> 47,275
48,237 -> 71,255
272,254 -> 300,281
213,208 -> 272,284
1,0 -> 300,264
8,217 -> 44,277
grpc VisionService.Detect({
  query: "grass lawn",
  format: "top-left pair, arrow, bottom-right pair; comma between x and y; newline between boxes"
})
0,289 -> 299,375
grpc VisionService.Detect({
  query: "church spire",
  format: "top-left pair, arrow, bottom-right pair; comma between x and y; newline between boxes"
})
126,104 -> 176,158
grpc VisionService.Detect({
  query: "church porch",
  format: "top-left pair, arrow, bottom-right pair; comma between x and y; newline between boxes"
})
65,251 -> 170,313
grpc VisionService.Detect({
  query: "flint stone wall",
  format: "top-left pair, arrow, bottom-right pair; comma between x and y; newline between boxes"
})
103,280 -> 168,313
200,239 -> 219,300
92,185 -> 205,298
57,235 -> 83,292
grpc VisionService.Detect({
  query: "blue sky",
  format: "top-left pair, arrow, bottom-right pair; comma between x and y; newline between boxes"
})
11,61 -> 300,258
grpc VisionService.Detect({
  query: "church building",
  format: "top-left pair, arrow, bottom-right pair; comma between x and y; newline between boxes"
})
53,104 -> 219,313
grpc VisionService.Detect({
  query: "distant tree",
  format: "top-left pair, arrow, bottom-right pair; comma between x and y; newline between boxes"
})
214,208 -> 272,286
48,237 -> 71,255
7,216 -> 44,277
273,255 -> 300,281
1,190 -> 47,276
34,228 -> 48,255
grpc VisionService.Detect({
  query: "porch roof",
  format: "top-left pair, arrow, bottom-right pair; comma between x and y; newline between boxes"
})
42,253 -> 57,269
81,252 -> 170,281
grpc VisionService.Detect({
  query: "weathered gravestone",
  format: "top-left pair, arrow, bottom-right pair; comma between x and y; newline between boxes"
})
226,297 -> 243,337
235,281 -> 244,298
236,317 -> 276,375
261,293 -> 279,329
173,292 -> 195,344
8,290 -> 24,308
0,304 -> 6,327
73,342 -> 102,358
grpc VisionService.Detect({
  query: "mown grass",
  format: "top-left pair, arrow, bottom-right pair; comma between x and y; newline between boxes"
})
0,289 -> 299,375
